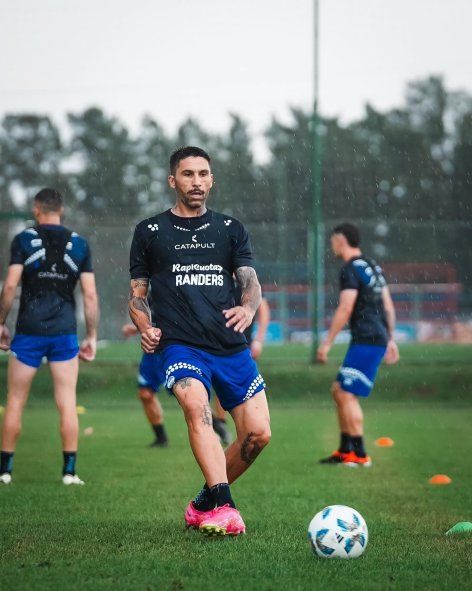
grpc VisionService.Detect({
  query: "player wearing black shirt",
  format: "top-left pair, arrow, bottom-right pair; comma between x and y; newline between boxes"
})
128,147 -> 270,536
0,189 -> 99,486
317,223 -> 399,467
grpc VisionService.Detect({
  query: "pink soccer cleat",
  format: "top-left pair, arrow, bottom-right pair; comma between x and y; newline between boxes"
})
199,505 -> 246,537
184,501 -> 212,529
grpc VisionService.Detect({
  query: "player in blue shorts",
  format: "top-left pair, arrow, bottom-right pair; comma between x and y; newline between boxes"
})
128,146 -> 270,536
0,188 -> 99,485
317,223 -> 399,467
122,323 -> 169,447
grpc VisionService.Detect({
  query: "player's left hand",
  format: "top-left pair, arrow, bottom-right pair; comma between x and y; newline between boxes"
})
223,306 -> 254,333
0,324 -> 11,351
79,337 -> 97,362
316,342 -> 331,364
384,339 -> 400,365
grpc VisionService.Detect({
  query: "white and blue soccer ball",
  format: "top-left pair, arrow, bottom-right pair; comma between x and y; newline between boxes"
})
308,505 -> 368,559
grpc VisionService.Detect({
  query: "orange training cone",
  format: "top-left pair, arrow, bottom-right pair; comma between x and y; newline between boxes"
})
429,474 -> 452,485
375,437 -> 394,447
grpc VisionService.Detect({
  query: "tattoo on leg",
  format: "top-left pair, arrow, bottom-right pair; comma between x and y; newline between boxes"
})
240,431 -> 262,465
201,403 -> 213,426
174,377 -> 193,390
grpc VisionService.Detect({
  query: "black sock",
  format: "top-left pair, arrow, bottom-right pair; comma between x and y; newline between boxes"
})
63,451 -> 77,476
192,484 -> 214,512
351,436 -> 366,458
339,433 -> 352,453
213,417 -> 226,425
152,424 -> 168,443
209,483 -> 236,509
0,451 -> 14,474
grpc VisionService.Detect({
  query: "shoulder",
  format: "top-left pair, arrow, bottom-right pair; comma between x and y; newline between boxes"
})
211,212 -> 248,240
11,227 -> 39,249
134,213 -> 165,236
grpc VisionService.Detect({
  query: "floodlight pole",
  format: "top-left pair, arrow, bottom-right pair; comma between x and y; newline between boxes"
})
310,0 -> 324,363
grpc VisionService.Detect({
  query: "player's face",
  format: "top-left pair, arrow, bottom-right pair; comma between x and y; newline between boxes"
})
168,157 -> 214,209
330,234 -> 343,257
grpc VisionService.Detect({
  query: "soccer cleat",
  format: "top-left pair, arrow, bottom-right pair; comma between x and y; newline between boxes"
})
199,505 -> 246,537
62,474 -> 85,485
184,501 -> 212,529
342,451 -> 372,468
318,450 -> 347,464
0,472 -> 12,485
149,439 -> 169,448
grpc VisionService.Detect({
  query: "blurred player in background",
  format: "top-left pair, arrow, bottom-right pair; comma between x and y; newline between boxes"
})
0,188 -> 98,485
122,322 -> 169,447
317,222 -> 399,467
128,146 -> 270,536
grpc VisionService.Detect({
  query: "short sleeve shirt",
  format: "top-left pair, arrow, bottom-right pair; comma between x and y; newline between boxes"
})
129,209 -> 254,355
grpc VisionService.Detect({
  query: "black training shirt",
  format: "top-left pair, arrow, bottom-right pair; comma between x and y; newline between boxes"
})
10,225 -> 93,335
130,209 -> 254,355
340,256 -> 389,346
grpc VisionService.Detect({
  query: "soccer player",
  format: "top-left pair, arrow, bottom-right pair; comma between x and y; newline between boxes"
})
128,146 -> 271,536
122,323 -> 169,447
317,222 -> 399,467
0,188 -> 98,485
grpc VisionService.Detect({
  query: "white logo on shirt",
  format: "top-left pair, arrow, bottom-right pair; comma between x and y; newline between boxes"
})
147,223 -> 158,232
192,235 -> 197,243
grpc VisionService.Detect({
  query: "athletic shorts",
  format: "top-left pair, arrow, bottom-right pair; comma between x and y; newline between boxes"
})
10,334 -> 79,368
137,352 -> 165,393
161,345 -> 266,412
336,344 -> 386,397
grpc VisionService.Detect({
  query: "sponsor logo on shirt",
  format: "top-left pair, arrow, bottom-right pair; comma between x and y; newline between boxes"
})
38,263 -> 69,281
174,240 -> 216,250
172,262 -> 224,287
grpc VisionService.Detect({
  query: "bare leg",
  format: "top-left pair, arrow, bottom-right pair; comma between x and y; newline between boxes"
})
225,390 -> 271,484
332,381 -> 363,436
50,357 -> 79,451
173,378 -> 227,487
138,387 -> 164,425
213,396 -> 226,421
1,357 -> 37,451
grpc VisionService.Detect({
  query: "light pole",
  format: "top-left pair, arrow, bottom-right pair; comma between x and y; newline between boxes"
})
310,0 -> 324,363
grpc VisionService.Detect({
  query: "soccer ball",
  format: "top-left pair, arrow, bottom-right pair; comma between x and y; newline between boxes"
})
308,505 -> 368,559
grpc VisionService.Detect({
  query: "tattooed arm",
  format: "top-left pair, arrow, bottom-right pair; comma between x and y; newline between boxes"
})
223,266 -> 262,333
0,265 -> 23,351
128,278 -> 161,353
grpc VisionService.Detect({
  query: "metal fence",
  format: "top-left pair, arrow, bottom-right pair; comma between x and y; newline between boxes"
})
1,218 -> 471,343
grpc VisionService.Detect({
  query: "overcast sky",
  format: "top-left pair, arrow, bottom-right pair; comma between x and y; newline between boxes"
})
1,0 -> 471,156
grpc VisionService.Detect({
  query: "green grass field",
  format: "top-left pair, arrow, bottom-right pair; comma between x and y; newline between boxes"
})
1,343 -> 471,590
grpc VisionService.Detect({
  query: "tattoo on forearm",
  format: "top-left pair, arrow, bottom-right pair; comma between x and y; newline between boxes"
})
235,267 -> 262,315
0,288 -> 11,324
240,431 -> 262,464
130,297 -> 151,316
201,403 -> 213,426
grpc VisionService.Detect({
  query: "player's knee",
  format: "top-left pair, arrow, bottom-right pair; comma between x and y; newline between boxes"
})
138,388 -> 154,403
257,426 -> 271,449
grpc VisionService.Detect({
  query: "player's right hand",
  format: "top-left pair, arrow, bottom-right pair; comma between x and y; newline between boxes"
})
384,339 -> 400,365
316,342 -> 331,364
141,327 -> 161,353
79,337 -> 97,362
0,324 -> 11,351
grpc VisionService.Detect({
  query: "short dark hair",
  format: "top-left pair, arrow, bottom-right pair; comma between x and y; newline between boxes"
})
332,222 -> 360,247
33,188 -> 63,213
169,146 -> 211,175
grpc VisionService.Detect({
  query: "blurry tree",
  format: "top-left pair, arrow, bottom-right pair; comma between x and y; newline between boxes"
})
67,107 -> 138,222
0,114 -> 65,213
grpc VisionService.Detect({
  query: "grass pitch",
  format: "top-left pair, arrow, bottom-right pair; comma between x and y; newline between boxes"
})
0,344 -> 471,590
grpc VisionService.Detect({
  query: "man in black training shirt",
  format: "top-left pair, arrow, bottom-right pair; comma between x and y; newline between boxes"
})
0,188 -> 99,485
317,223 -> 399,467
129,146 -> 270,536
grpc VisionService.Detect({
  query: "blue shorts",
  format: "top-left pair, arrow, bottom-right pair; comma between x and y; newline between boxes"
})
162,345 -> 266,412
137,352 -> 165,393
337,344 -> 386,397
10,334 -> 79,368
